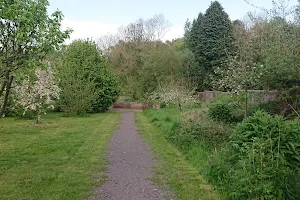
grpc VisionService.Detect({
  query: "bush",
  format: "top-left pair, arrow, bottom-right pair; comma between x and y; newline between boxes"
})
159,102 -> 168,108
5,97 -> 35,119
168,110 -> 232,149
123,97 -> 134,102
6,105 -> 36,119
252,100 -> 284,116
91,67 -> 119,113
209,111 -> 300,199
136,98 -> 145,102
208,94 -> 244,123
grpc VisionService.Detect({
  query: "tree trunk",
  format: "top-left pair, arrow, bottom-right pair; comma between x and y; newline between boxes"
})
0,75 -> 14,118
0,72 -> 9,98
0,79 -> 7,97
244,88 -> 248,119
178,102 -> 183,112
37,107 -> 41,124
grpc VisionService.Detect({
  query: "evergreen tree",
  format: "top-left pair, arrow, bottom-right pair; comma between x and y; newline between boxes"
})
200,1 -> 235,72
184,1 -> 235,90
186,13 -> 204,54
184,13 -> 206,90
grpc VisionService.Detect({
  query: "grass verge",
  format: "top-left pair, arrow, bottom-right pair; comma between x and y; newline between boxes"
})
0,112 -> 119,200
136,111 -> 219,200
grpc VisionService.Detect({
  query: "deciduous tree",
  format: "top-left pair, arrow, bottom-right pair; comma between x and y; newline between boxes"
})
0,0 -> 71,117
14,69 -> 59,123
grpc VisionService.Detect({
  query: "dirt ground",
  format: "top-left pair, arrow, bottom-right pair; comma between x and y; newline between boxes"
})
90,111 -> 165,200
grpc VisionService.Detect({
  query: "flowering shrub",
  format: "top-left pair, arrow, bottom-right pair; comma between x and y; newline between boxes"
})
14,69 -> 59,123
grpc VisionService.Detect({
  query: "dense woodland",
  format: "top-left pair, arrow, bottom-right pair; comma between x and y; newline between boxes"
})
1,0 -> 300,199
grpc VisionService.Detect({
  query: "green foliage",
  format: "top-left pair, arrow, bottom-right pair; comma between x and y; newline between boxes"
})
57,40 -> 119,114
200,1 -> 235,68
208,94 -> 245,123
5,101 -> 36,119
145,107 -> 231,149
209,103 -> 243,123
0,0 -> 71,66
185,13 -> 204,54
280,86 -> 300,118
258,19 -> 300,90
255,100 -> 284,116
103,15 -> 180,99
209,111 -> 300,199
184,13 -> 207,89
109,42 -> 182,99
0,0 -> 71,117
92,66 -> 119,113
179,48 -> 203,88
184,1 -> 235,90
159,102 -> 168,108
123,97 -> 134,102
140,43 -> 181,95
172,110 -> 232,149
136,112 -> 219,200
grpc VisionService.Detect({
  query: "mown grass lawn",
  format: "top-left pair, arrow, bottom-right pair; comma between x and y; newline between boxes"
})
136,110 -> 219,200
0,112 -> 119,200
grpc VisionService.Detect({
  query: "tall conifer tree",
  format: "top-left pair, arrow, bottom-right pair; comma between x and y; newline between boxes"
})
200,1 -> 235,72
184,1 -> 235,90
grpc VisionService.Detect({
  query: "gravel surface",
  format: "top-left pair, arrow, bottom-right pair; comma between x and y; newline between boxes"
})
90,111 -> 165,200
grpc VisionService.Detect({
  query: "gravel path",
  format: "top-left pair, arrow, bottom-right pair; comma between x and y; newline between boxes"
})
91,112 -> 164,200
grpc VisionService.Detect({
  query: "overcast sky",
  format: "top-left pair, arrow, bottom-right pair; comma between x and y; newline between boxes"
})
48,0 -> 298,42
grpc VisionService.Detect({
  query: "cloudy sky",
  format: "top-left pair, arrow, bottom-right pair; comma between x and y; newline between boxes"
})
48,0 -> 298,42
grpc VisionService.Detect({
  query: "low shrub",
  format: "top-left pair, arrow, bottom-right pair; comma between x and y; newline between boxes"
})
123,97 -> 134,102
164,116 -> 172,122
254,100 -> 283,115
208,94 -> 245,123
151,117 -> 159,122
136,98 -> 145,102
280,86 -> 300,119
5,98 -> 35,119
159,102 -> 168,108
168,110 -> 232,149
208,103 -> 244,123
6,106 -> 36,119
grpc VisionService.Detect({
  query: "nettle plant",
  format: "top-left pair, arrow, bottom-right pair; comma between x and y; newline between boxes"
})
14,69 -> 59,123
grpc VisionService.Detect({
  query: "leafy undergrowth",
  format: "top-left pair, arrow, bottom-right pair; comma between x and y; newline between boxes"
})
0,112 -> 120,200
136,109 -> 219,200
141,106 -> 300,200
142,108 -> 229,174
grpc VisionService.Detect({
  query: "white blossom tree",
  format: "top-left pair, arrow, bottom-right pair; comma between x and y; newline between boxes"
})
214,57 -> 263,118
151,80 -> 196,112
14,69 -> 59,123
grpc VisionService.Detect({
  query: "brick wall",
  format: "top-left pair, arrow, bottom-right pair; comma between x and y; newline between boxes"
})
112,102 -> 147,109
